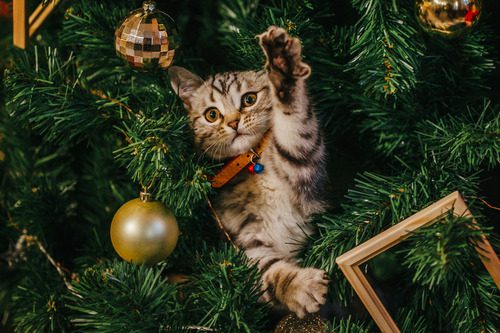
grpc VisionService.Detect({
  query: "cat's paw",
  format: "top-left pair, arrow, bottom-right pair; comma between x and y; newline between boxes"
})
283,268 -> 329,319
257,26 -> 311,79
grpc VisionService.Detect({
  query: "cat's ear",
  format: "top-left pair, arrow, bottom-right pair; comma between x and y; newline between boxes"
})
168,66 -> 204,107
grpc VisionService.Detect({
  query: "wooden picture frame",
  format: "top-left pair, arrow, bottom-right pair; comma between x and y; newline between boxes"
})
13,0 -> 60,49
336,191 -> 500,333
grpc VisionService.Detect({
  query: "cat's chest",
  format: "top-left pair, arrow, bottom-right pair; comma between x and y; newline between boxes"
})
218,166 -> 294,213
219,147 -> 293,208
217,174 -> 308,241
214,146 -> 315,252
216,152 -> 308,224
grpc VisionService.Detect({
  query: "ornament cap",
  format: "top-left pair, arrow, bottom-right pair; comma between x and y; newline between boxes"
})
143,1 -> 156,13
140,191 -> 152,202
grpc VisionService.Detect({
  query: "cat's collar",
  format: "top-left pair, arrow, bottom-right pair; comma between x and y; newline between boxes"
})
211,130 -> 271,188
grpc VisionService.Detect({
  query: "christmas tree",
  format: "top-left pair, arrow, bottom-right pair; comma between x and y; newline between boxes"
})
1,0 -> 499,332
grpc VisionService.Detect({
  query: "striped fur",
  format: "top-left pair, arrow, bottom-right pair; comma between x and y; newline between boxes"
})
169,26 -> 329,318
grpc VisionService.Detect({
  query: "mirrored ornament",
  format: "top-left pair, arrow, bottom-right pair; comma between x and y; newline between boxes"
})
110,191 -> 179,265
416,0 -> 481,37
115,1 -> 180,70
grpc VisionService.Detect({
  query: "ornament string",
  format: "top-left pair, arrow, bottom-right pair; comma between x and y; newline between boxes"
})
4,212 -> 80,296
474,197 -> 500,211
205,194 -> 236,248
27,232 -> 76,292
140,170 -> 159,198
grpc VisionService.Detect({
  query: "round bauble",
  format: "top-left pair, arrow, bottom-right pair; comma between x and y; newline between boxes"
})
274,313 -> 327,333
416,0 -> 481,37
115,1 -> 179,70
110,192 -> 179,265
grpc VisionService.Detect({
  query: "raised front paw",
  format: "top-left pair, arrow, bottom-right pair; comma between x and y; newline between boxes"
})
282,268 -> 329,319
257,26 -> 311,79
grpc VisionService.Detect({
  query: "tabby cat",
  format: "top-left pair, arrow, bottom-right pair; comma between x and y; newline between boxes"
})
169,26 -> 329,318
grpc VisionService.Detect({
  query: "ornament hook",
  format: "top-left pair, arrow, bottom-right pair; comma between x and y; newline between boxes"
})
139,171 -> 159,202
140,190 -> 152,202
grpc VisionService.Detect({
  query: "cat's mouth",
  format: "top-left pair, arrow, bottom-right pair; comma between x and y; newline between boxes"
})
222,130 -> 266,159
229,132 -> 259,155
231,132 -> 247,143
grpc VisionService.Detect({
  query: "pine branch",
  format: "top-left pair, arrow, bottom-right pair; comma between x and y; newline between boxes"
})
399,214 -> 500,331
395,309 -> 428,333
352,94 -> 420,157
10,250 -> 72,333
4,47 -> 125,145
113,109 -> 213,217
400,213 -> 490,288
326,316 -> 372,333
218,0 -> 324,71
308,26 -> 363,134
0,106 -> 33,183
185,246 -> 269,333
303,159 -> 483,304
67,261 -> 185,332
418,100 -> 500,170
61,0 -> 152,87
416,23 -> 496,112
350,0 -> 424,98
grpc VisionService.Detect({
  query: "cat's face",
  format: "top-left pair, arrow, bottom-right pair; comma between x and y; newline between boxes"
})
169,67 -> 272,160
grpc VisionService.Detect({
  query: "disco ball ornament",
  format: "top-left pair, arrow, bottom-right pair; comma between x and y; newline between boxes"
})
416,0 -> 481,37
115,1 -> 180,70
110,191 -> 180,265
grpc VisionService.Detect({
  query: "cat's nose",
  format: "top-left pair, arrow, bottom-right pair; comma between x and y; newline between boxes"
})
227,120 -> 239,130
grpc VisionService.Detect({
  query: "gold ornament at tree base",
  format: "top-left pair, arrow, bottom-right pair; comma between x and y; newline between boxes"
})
416,0 -> 481,37
115,1 -> 179,70
110,191 -> 179,265
274,313 -> 327,333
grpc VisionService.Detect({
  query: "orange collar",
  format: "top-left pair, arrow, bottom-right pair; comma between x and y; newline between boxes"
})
211,130 -> 271,188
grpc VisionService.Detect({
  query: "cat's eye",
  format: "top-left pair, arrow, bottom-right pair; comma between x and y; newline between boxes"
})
204,108 -> 220,123
242,92 -> 258,107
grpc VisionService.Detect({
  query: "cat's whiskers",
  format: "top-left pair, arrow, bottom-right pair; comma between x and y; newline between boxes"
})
214,134 -> 232,159
245,118 -> 269,136
201,139 -> 222,157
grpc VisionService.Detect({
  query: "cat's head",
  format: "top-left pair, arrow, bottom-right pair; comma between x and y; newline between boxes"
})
169,66 -> 272,160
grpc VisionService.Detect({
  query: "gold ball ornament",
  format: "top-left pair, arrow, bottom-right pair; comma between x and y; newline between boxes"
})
115,1 -> 179,70
416,0 -> 481,37
110,192 -> 179,265
274,313 -> 327,333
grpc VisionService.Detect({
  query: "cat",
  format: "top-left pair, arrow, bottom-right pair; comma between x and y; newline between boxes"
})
169,26 -> 329,319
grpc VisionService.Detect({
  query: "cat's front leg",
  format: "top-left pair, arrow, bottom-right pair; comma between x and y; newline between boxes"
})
259,258 -> 329,318
257,27 -> 326,213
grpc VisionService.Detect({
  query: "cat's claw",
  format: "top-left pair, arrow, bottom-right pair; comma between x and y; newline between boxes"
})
258,26 -> 311,79
284,268 -> 329,319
